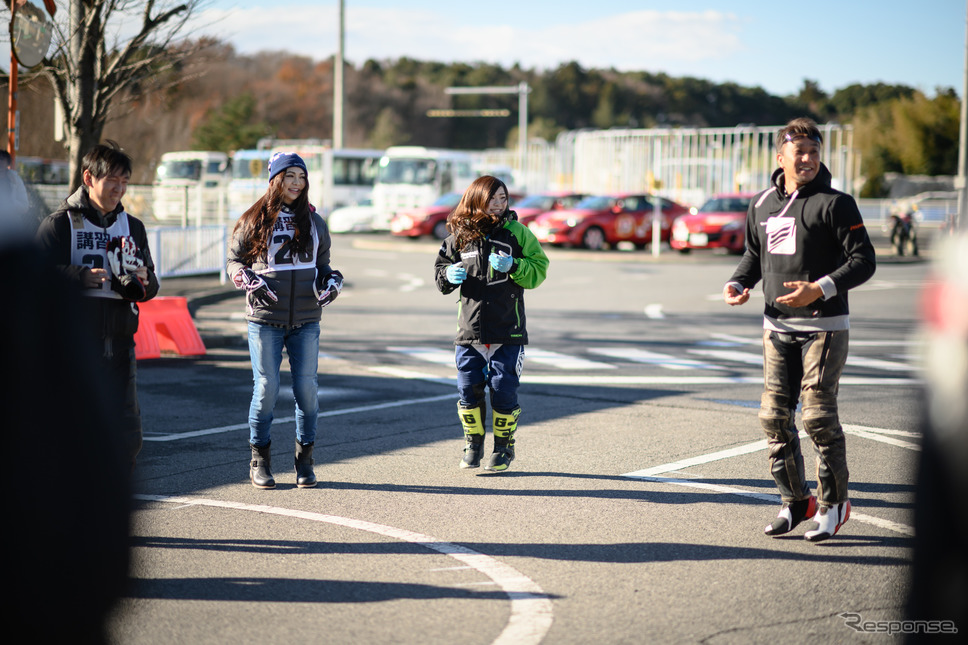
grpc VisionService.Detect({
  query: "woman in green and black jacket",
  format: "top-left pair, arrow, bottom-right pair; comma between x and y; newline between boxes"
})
434,175 -> 549,472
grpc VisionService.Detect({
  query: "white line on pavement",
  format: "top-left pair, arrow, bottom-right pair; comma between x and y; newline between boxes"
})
523,348 -> 615,370
621,476 -> 914,536
143,393 -> 457,442
589,347 -> 724,371
622,423 -> 919,536
135,494 -> 554,645
644,304 -> 665,319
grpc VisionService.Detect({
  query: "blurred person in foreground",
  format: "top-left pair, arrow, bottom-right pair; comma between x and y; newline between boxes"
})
434,175 -> 549,472
905,233 -> 968,639
4,180 -> 131,644
36,141 -> 160,468
724,117 -> 876,542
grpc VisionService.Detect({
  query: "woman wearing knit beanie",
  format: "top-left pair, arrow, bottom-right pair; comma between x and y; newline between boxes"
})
226,151 -> 344,489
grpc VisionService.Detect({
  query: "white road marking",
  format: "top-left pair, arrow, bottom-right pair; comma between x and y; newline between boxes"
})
523,348 -> 615,370
520,374 -> 920,386
843,424 -> 920,450
589,347 -> 724,371
709,332 -> 920,348
144,393 -> 456,442
688,348 -> 762,365
388,346 -> 455,366
135,495 -> 554,645
623,475 -> 915,536
622,423 -> 919,536
623,439 -> 769,478
843,356 -> 914,372
644,304 -> 665,319
692,347 -> 914,374
625,426 -> 920,480
398,273 -> 424,292
368,366 -> 920,388
369,365 -> 456,385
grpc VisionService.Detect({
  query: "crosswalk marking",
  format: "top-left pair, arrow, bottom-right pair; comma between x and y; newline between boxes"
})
385,344 -> 915,378
844,356 -> 915,372
690,348 -> 913,372
589,347 -> 723,371
388,346 -> 454,366
688,348 -> 762,365
521,348 -> 615,370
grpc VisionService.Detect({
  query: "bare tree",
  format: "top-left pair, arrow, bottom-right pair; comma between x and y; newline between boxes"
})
12,1 -> 211,189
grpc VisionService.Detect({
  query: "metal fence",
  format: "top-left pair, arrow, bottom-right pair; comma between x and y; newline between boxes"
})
474,123 -> 856,207
146,225 -> 228,280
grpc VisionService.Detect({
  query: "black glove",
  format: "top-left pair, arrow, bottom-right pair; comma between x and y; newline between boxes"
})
315,270 -> 344,308
233,267 -> 278,308
106,236 -> 146,301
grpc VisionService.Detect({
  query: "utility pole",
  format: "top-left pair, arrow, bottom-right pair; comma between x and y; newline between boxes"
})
333,0 -> 344,150
7,22 -> 17,162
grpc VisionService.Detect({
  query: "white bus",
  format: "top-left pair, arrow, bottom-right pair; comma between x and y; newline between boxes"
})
152,150 -> 229,222
227,148 -> 274,219
263,140 -> 382,216
371,146 -> 476,229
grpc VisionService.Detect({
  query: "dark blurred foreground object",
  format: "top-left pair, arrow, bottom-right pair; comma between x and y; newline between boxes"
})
906,234 -> 968,640
2,240 -> 131,644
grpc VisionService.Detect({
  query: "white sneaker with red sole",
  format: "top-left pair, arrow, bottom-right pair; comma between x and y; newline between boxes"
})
804,500 -> 851,542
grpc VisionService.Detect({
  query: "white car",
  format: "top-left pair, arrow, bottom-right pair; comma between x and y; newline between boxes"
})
326,199 -> 380,233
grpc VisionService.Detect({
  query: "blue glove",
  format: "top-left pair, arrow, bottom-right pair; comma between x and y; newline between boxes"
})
489,251 -> 513,273
445,264 -> 467,284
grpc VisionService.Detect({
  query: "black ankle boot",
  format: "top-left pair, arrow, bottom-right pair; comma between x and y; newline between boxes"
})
295,441 -> 317,488
250,442 -> 275,489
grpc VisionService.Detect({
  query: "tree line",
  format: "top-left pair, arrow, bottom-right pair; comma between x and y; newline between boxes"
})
3,39 -> 960,196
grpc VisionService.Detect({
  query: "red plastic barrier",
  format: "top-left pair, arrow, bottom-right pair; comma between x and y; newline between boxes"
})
134,296 -> 206,360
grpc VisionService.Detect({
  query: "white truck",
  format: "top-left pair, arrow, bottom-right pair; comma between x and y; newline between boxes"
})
151,150 -> 229,223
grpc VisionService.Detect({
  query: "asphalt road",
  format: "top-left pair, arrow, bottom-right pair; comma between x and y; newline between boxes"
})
109,234 -> 934,644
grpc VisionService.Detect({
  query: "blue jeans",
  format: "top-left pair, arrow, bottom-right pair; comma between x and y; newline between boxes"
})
455,344 -> 524,412
247,321 -> 320,447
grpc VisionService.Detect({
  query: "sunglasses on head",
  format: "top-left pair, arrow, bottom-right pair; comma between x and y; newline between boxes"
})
784,133 -> 822,144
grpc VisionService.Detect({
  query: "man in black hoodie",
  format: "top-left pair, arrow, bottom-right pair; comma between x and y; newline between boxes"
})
36,141 -> 160,467
724,118 -> 876,542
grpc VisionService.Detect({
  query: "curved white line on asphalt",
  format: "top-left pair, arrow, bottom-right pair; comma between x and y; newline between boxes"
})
135,494 -> 554,645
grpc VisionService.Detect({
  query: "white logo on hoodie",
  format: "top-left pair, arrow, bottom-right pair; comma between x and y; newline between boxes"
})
764,216 -> 796,255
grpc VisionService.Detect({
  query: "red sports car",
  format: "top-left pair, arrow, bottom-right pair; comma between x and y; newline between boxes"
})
670,193 -> 755,254
529,193 -> 689,250
389,192 -> 462,240
511,192 -> 587,227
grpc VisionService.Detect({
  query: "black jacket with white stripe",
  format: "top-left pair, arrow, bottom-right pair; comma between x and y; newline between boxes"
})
728,164 -> 876,332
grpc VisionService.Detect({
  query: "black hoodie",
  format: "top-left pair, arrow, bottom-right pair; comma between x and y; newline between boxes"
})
728,163 -> 876,332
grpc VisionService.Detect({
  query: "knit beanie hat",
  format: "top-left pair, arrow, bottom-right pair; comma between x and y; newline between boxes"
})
268,152 -> 307,182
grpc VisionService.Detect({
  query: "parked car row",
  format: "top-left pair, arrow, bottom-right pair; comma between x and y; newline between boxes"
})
327,190 -> 756,253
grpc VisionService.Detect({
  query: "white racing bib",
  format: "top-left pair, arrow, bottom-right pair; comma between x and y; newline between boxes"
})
69,211 -> 132,299
266,210 -> 319,272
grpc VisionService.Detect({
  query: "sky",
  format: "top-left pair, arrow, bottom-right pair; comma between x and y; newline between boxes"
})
189,0 -> 967,98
